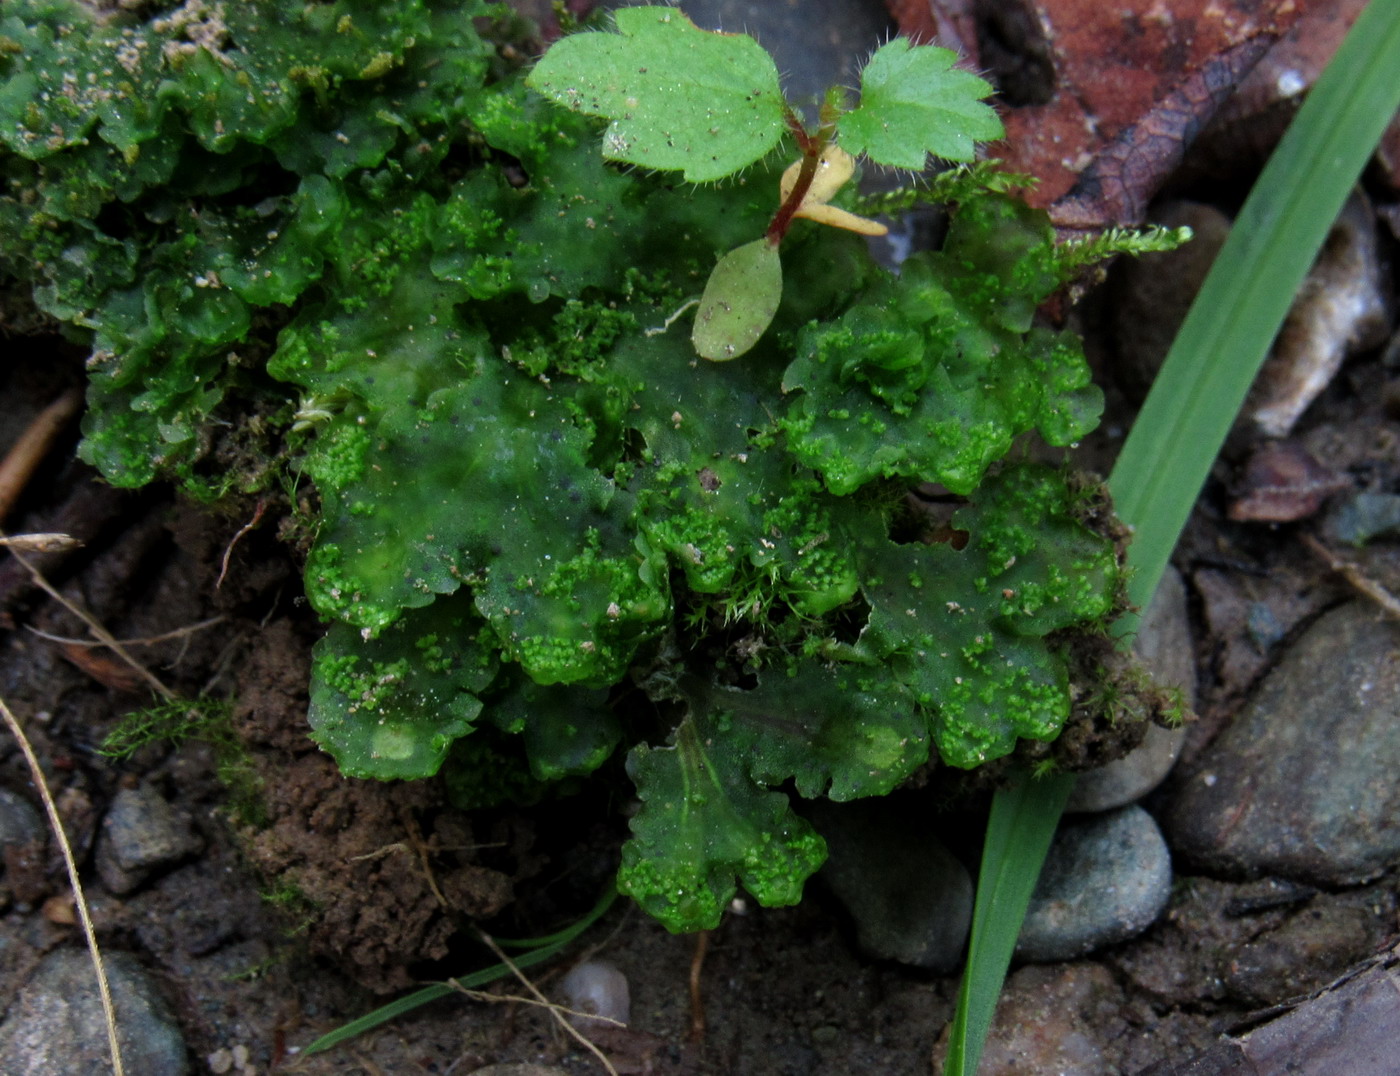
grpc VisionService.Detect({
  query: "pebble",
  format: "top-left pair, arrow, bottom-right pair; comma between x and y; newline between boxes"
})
807,798 -> 972,971
558,960 -> 630,1028
1164,601 -> 1400,884
0,787 -> 47,906
96,784 -> 203,895
0,788 -> 44,850
1016,805 -> 1172,963
1222,902 -> 1375,1007
1067,568 -> 1193,813
0,947 -> 189,1075
961,963 -> 1122,1076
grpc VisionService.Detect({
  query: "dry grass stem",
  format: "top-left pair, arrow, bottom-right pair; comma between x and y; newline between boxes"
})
216,500 -> 267,590
0,693 -> 125,1076
1,530 -> 175,701
1301,533 -> 1400,619
444,983 -> 625,1027
0,387 -> 83,522
0,532 -> 84,554
470,926 -> 620,1076
24,615 -> 226,649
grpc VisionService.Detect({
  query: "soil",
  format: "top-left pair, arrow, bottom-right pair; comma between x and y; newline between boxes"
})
4,3 -> 1400,1075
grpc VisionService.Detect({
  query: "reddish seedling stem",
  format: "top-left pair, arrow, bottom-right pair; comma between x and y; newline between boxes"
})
765,111 -> 833,245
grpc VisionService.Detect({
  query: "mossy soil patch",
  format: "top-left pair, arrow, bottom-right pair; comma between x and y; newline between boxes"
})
3,322 -> 1400,1076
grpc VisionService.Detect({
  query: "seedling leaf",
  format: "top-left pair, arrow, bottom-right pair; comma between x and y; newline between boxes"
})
692,238 -> 783,360
838,38 -> 1002,168
525,7 -> 787,182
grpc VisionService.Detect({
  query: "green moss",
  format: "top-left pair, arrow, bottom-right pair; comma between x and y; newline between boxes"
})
2,1 -> 1156,934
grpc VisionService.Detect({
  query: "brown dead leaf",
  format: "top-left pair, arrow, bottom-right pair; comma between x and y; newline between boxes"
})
1229,440 -> 1350,523
1001,0 -> 1299,227
891,0 -> 977,56
58,642 -> 149,694
890,0 -> 1304,228
41,894 -> 77,925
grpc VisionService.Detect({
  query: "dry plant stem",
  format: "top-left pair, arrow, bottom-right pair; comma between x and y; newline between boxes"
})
1,532 -> 175,701
470,926 -> 620,1076
445,984 -> 625,1027
216,499 -> 267,590
688,929 -> 708,1045
0,387 -> 83,523
24,614 -> 226,649
0,693 -> 125,1076
0,532 -> 84,554
1300,532 -> 1400,619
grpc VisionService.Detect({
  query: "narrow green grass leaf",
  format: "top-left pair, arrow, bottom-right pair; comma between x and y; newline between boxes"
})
944,772 -> 1074,1076
944,5 -> 1400,1072
300,886 -> 617,1056
1109,0 -> 1400,619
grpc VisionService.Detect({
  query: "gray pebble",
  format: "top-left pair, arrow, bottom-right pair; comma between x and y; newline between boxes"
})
1016,805 -> 1172,963
0,948 -> 189,1075
0,788 -> 44,850
1067,568 -> 1193,813
1164,602 -> 1400,884
807,798 -> 972,971
968,963 -> 1121,1076
96,785 -> 202,896
558,960 -> 630,1029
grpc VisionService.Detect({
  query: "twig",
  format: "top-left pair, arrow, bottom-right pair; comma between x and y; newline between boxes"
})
470,926 -> 620,1076
216,500 -> 267,590
688,929 -> 709,1044
1300,533 -> 1400,620
24,615 -> 226,649
0,386 -> 83,522
0,530 -> 175,701
0,532 -> 84,554
444,983 -> 625,1027
0,693 -> 125,1076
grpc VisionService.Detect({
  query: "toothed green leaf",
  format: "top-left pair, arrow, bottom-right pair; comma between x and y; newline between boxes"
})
838,38 -> 1002,168
526,6 -> 787,182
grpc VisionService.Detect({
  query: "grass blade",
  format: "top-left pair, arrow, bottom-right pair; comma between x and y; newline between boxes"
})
1108,0 -> 1400,617
300,885 -> 617,1057
944,4 -> 1400,1071
943,773 -> 1074,1076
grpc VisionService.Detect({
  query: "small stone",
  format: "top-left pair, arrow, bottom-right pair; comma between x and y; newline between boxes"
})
959,963 -> 1122,1076
558,960 -> 629,1029
1223,902 -> 1376,1007
0,948 -> 189,1075
1164,602 -> 1400,884
0,788 -> 43,850
1068,568 -> 1192,812
96,785 -> 202,896
807,798 -> 972,972
1016,805 -> 1172,963
230,1043 -> 250,1067
0,787 -> 47,904
207,1047 -> 233,1074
